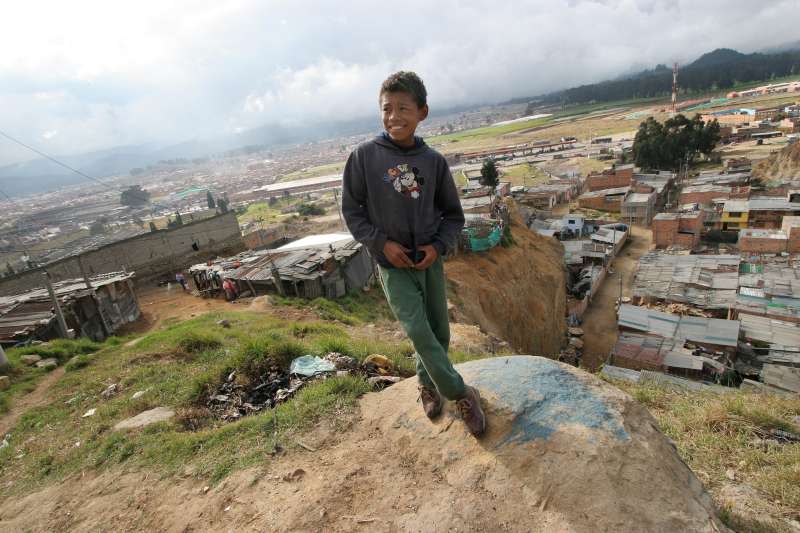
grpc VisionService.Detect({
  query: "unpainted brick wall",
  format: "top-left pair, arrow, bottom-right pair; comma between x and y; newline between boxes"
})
0,212 -> 244,296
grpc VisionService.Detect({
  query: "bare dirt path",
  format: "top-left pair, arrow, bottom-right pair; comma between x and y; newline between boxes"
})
0,367 -> 65,437
581,225 -> 652,371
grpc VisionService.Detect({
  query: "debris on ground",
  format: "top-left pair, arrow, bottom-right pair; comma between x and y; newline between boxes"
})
363,354 -> 395,375
289,355 -> 336,377
82,408 -> 96,418
204,352 -> 405,423
100,384 -> 119,400
367,376 -> 403,390
131,388 -> 151,400
216,319 -> 231,328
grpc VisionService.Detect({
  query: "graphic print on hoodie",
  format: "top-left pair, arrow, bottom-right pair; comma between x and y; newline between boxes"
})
341,134 -> 465,268
384,163 -> 425,199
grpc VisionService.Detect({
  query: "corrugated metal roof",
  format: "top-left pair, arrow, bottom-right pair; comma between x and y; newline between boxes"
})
618,304 -> 739,347
739,313 -> 800,350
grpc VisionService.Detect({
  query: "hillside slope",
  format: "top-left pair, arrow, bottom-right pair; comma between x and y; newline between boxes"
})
446,202 -> 567,356
754,142 -> 800,184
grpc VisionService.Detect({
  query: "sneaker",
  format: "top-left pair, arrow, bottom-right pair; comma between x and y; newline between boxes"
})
456,386 -> 486,436
418,385 -> 443,419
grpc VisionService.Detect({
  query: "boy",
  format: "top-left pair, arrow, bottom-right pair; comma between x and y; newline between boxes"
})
342,71 -> 486,436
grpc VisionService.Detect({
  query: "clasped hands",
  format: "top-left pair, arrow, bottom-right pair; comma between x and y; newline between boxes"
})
383,240 -> 438,270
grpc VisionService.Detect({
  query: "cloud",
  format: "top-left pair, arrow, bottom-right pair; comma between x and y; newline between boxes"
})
0,0 -> 799,165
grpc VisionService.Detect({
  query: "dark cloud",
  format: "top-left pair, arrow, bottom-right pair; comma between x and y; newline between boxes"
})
1,0 -> 798,165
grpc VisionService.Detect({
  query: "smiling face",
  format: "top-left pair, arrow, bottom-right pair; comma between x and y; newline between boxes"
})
380,91 -> 428,147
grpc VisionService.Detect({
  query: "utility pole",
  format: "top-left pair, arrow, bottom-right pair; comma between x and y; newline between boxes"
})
332,188 -> 345,229
77,255 -> 92,290
43,272 -> 70,338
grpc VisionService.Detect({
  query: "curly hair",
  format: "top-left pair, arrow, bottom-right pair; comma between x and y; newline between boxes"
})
379,71 -> 427,108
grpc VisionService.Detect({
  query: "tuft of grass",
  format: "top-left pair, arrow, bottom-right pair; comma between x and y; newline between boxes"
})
609,378 -> 800,517
14,338 -> 102,364
64,354 -> 93,372
177,331 -> 223,355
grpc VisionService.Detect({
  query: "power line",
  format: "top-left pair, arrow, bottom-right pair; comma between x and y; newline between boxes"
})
0,129 -> 120,193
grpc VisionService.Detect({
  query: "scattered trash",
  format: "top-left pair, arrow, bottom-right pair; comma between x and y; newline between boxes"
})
65,396 -> 79,405
82,408 -> 97,418
282,468 -> 306,482
363,354 -> 394,375
216,319 -> 231,328
324,352 -> 358,370
131,388 -> 151,400
224,505 -> 231,512
204,352 -> 408,424
202,486 -> 210,494
367,375 -> 403,390
0,439 -> 8,449
74,441 -> 81,448
101,384 -> 119,400
289,355 -> 336,377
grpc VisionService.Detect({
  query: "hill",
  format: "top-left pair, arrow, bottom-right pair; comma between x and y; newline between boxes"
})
535,48 -> 800,105
753,142 -> 800,184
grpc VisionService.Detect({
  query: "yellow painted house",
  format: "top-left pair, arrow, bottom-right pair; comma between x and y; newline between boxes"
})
721,199 -> 749,230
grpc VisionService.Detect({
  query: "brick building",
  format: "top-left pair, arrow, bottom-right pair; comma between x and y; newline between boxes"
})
652,212 -> 704,249
738,229 -> 788,254
577,186 -> 629,212
679,185 -> 731,205
585,164 -> 634,192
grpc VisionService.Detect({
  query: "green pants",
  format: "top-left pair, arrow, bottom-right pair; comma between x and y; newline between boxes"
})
378,257 -> 466,400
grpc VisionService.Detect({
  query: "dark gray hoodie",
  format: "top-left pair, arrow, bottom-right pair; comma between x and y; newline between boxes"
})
341,134 -> 465,268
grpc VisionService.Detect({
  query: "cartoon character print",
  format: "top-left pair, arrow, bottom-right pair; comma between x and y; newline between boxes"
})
383,163 -> 425,199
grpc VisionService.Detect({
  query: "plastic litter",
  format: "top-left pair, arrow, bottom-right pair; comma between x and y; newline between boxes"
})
289,355 -> 336,376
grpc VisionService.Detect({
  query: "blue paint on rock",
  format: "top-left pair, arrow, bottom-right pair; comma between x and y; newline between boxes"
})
457,356 -> 629,445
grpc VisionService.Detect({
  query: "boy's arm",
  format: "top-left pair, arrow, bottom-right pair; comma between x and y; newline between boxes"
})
431,163 -> 465,256
341,149 -> 388,255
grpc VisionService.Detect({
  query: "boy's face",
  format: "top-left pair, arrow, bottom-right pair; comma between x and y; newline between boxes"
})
380,91 -> 428,147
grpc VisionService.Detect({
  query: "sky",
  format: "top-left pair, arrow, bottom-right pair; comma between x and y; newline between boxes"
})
1,0 -> 799,166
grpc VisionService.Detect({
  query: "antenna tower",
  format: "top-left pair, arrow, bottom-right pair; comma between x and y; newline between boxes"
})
671,62 -> 678,114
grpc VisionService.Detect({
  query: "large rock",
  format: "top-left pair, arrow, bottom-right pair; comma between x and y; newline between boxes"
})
269,356 -> 729,532
20,354 -> 42,366
35,358 -> 58,370
114,407 -> 175,430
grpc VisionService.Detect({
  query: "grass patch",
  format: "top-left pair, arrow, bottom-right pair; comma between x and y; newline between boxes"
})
274,289 -> 395,326
608,378 -> 800,518
430,116 -> 552,145
0,310 -> 424,494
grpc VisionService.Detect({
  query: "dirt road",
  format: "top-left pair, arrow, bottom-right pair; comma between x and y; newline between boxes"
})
581,226 -> 652,371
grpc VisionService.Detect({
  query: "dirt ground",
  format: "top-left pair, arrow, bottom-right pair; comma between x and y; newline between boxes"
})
0,357 -> 728,533
580,225 -> 653,371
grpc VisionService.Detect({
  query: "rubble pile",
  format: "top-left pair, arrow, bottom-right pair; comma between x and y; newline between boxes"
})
205,352 -> 404,422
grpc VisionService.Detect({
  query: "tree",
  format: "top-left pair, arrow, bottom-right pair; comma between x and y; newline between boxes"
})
120,185 -> 151,207
206,191 -> 216,209
480,159 -> 500,197
633,114 -> 720,171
